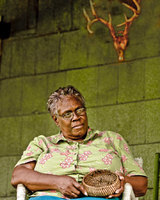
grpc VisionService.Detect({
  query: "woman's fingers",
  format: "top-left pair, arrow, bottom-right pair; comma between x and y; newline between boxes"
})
69,184 -> 81,196
65,184 -> 86,198
65,180 -> 88,198
106,173 -> 125,199
73,181 -> 88,196
58,176 -> 87,198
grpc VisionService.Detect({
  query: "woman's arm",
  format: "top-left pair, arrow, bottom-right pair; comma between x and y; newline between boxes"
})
110,133 -> 148,198
124,175 -> 148,197
11,161 -> 87,198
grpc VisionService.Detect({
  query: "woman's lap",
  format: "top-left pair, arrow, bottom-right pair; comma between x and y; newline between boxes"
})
29,196 -> 121,200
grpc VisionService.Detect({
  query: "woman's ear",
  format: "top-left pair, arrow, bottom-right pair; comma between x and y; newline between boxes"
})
53,115 -> 59,127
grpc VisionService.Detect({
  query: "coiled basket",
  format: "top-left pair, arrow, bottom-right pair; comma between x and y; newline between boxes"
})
82,169 -> 120,197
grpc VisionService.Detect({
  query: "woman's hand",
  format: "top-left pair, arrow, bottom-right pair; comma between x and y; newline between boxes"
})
106,173 -> 148,198
56,175 -> 87,198
106,173 -> 125,199
11,162 -> 88,198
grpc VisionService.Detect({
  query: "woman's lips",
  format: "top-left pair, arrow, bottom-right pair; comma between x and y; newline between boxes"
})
72,124 -> 83,129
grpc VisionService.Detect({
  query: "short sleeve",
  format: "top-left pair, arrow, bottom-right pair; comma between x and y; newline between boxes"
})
15,136 -> 44,166
113,133 -> 147,177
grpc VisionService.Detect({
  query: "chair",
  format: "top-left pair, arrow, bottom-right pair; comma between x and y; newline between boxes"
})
17,183 -> 137,200
17,184 -> 27,200
16,157 -> 143,200
153,153 -> 160,200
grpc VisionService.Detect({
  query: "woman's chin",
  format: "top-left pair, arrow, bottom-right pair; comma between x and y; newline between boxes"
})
71,130 -> 87,141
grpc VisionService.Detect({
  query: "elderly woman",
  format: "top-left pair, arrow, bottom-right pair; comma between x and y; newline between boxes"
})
11,86 -> 147,200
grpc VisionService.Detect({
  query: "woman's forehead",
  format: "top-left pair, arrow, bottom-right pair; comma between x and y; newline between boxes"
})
57,95 -> 83,113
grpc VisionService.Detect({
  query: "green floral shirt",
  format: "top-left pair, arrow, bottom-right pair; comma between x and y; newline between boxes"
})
16,128 -> 146,198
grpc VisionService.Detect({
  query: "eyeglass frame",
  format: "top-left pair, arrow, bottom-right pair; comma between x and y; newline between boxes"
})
56,107 -> 86,120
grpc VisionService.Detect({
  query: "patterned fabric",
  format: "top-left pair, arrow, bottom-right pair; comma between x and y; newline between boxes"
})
16,128 -> 146,198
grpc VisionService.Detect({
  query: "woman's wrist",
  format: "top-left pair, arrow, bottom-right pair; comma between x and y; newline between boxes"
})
124,175 -> 129,184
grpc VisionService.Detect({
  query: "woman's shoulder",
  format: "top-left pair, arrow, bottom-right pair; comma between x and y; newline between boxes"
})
94,129 -> 122,138
31,135 -> 48,142
92,129 -> 125,145
30,132 -> 60,145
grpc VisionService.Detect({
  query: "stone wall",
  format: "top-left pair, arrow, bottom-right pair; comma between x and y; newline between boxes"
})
0,0 -> 160,199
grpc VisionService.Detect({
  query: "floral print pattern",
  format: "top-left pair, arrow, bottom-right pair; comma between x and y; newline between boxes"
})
78,151 -> 92,161
60,156 -> 74,169
124,143 -> 130,153
16,128 -> 146,198
102,154 -> 114,165
39,153 -> 53,164
121,155 -> 127,162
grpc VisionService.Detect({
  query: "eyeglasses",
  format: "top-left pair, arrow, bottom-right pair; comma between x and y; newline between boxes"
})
57,107 -> 86,120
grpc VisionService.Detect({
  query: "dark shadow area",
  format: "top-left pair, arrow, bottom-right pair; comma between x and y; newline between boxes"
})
0,16 -> 11,39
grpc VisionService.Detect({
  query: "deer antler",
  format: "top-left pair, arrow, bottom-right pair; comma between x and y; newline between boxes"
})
83,0 -> 114,35
83,0 -> 141,62
117,0 -> 141,27
83,1 -> 98,34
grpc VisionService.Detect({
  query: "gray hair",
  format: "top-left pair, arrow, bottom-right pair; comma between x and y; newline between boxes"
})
47,85 -> 85,117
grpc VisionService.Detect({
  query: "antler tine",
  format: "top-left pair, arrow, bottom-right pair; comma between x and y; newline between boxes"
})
83,8 -> 90,23
83,8 -> 98,34
117,0 -> 140,27
98,13 -> 112,26
83,0 -> 99,34
123,0 -> 140,17
124,0 -> 140,14
108,13 -> 112,25
83,0 -> 112,34
90,0 -> 97,17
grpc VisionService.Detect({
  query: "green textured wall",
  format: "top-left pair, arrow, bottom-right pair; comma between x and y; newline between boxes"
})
0,0 -> 160,199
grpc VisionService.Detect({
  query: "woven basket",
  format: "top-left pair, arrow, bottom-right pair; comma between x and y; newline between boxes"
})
82,169 -> 120,197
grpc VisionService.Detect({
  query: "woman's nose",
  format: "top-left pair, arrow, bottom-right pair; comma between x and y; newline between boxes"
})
72,112 -> 80,121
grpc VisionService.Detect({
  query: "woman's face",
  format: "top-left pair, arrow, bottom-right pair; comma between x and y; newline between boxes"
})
54,95 -> 88,141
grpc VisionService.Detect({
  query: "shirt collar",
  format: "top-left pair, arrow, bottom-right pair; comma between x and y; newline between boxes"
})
51,127 -> 99,144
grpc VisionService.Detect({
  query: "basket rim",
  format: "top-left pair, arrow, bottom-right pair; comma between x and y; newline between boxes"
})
82,169 -> 119,189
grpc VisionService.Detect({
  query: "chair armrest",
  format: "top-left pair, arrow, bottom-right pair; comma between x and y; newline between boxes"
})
122,183 -> 138,200
17,184 -> 27,200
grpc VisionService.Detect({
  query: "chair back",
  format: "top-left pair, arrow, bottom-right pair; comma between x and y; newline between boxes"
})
153,153 -> 160,200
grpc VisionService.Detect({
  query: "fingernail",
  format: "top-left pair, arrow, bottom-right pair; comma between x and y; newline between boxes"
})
84,192 -> 88,196
115,189 -> 120,193
108,195 -> 112,198
119,176 -> 124,180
